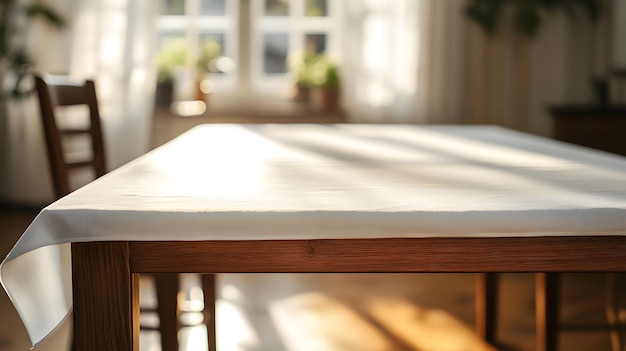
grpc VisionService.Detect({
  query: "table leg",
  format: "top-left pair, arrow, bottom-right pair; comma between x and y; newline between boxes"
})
154,273 -> 180,351
202,274 -> 217,351
476,273 -> 498,345
605,273 -> 623,351
536,272 -> 560,351
72,242 -> 138,351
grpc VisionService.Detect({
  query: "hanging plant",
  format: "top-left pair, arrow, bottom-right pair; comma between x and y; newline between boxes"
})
464,0 -> 602,37
0,0 -> 65,98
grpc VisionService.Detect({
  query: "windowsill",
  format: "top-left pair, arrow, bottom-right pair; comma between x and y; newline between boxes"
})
151,96 -> 347,149
157,93 -> 347,123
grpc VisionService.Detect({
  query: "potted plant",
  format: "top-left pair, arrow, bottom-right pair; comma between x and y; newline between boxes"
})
155,37 -> 189,107
310,54 -> 341,112
155,37 -> 223,105
288,51 -> 317,102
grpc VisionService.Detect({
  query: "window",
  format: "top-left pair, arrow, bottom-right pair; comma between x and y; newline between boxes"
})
157,0 -> 238,102
250,0 -> 340,93
155,0 -> 341,104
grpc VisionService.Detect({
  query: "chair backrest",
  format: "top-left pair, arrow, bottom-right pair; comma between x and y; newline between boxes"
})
34,74 -> 107,199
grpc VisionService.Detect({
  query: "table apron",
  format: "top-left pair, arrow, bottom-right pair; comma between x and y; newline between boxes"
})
127,236 -> 626,273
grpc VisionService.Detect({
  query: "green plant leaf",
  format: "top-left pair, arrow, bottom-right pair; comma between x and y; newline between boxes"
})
515,0 -> 541,37
464,0 -> 602,37
464,0 -> 504,35
25,3 -> 66,29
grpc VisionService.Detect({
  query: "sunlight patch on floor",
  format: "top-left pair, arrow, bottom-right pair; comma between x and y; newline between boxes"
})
179,326 -> 208,351
216,299 -> 260,350
367,297 -> 497,351
269,291 -> 401,351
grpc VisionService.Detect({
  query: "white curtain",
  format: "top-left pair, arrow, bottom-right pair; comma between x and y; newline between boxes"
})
0,0 -> 157,205
341,0 -> 469,124
340,0 -> 612,137
68,0 -> 157,169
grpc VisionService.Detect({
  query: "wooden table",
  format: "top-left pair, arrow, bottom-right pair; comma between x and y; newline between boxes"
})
4,124 -> 626,351
73,237 -> 626,351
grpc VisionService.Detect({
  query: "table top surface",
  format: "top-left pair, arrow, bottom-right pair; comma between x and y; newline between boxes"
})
3,123 -> 626,346
15,124 -> 626,249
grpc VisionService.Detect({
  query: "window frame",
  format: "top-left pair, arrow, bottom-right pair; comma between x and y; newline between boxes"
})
155,0 -> 342,106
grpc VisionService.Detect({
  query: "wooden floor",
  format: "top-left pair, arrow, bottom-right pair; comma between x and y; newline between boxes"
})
0,108 -> 624,351
167,273 -> 624,351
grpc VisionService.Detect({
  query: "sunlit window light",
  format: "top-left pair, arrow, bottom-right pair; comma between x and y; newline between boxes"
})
199,79 -> 213,94
171,100 -> 207,116
214,56 -> 236,74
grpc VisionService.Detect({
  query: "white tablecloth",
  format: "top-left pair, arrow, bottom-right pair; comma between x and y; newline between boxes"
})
3,124 -> 626,346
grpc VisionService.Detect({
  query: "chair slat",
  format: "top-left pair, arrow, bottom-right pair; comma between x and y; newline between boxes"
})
60,128 -> 91,135
66,160 -> 96,169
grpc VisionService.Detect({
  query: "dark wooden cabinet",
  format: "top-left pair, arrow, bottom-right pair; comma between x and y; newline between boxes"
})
549,105 -> 626,156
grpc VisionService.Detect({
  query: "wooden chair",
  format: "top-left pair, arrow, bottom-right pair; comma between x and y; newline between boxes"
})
485,273 -> 624,351
34,74 -> 217,351
34,74 -> 105,199
538,273 -> 624,351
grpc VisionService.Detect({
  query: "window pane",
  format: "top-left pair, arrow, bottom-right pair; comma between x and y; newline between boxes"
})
265,0 -> 289,16
263,33 -> 289,74
157,33 -> 187,52
305,33 -> 326,54
305,0 -> 327,16
200,0 -> 226,16
160,0 -> 185,15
